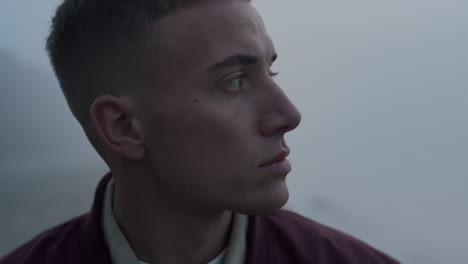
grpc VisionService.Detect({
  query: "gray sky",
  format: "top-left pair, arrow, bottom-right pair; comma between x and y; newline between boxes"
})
1,0 -> 467,263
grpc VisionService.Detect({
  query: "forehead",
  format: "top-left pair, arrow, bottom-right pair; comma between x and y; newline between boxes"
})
151,0 -> 275,73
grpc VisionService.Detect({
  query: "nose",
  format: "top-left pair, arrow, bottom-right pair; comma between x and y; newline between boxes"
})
259,82 -> 302,137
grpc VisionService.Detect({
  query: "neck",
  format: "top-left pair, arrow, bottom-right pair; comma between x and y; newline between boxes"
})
112,174 -> 233,264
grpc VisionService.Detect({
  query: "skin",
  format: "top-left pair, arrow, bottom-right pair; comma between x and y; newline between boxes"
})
90,0 -> 301,263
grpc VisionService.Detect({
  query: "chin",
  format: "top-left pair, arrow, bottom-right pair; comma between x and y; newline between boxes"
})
231,184 -> 290,215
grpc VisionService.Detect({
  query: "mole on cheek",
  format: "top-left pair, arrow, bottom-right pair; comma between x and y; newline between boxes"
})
192,98 -> 200,103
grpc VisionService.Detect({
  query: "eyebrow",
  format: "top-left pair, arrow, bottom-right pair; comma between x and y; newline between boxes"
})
208,53 -> 278,72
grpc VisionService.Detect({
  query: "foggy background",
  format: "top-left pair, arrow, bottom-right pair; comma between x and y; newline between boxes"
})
1,0 -> 467,263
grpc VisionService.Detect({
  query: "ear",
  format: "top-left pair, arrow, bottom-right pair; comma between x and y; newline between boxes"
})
90,95 -> 145,160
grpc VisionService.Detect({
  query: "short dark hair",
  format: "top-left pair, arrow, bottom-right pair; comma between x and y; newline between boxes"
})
46,0 -> 206,159
46,0 -> 196,126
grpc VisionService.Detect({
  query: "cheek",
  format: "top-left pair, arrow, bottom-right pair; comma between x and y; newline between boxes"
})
145,100 -> 259,186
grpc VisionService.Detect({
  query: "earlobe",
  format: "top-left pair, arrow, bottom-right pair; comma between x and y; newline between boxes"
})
90,95 -> 146,160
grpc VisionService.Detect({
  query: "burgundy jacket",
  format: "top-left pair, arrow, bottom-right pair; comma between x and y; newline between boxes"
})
1,174 -> 399,264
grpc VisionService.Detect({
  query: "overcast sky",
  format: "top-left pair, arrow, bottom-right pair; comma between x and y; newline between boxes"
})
1,0 -> 467,263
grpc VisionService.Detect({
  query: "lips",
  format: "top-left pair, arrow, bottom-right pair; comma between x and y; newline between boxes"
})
259,150 -> 289,167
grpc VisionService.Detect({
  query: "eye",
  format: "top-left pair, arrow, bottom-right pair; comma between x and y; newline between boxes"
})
222,73 -> 249,93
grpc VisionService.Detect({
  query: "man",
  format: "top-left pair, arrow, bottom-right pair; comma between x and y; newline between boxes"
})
1,0 -> 399,263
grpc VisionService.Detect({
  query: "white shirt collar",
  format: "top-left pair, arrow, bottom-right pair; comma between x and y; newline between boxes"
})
101,177 -> 248,264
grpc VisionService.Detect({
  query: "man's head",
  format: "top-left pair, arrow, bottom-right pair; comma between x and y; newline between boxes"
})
47,0 -> 301,214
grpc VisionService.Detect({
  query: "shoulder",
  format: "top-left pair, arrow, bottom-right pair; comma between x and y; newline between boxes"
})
0,174 -> 113,264
255,209 -> 400,264
0,215 -> 86,264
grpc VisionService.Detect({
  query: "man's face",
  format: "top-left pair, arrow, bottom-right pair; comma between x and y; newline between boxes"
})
135,0 -> 301,214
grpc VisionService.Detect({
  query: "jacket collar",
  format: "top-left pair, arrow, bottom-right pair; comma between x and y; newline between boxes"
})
77,172 -> 113,264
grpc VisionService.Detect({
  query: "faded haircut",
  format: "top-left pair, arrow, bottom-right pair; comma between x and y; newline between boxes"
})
46,0 -> 199,123
46,0 -> 201,157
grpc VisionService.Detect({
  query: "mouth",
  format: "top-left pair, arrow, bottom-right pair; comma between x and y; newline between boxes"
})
259,150 -> 290,167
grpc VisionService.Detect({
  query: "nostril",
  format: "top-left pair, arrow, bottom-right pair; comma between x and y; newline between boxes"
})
277,124 -> 294,135
261,106 -> 302,137
290,107 -> 302,131
280,109 -> 301,134
278,101 -> 302,134
259,82 -> 302,136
